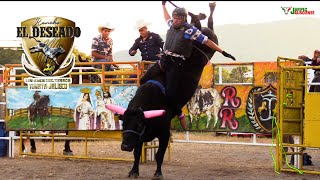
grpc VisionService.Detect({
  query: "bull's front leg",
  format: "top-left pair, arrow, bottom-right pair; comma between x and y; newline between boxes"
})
153,135 -> 169,180
128,141 -> 143,178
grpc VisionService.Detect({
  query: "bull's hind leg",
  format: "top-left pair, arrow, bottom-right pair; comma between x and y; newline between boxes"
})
128,141 -> 143,178
208,2 -> 216,31
153,135 -> 169,180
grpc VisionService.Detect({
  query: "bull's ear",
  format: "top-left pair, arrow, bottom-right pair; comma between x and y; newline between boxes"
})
144,110 -> 166,119
106,104 -> 126,115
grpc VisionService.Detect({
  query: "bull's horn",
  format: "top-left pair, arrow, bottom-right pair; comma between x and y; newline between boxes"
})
106,104 -> 126,115
144,110 -> 166,119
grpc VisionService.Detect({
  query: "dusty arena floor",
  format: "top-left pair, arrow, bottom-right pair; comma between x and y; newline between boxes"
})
2,132 -> 320,180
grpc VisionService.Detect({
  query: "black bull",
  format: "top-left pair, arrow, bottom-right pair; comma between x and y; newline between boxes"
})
107,26 -> 218,179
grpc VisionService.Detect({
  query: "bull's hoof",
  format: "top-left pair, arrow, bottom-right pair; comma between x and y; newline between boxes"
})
209,2 -> 216,11
128,171 -> 139,178
152,172 -> 163,180
30,148 -> 36,153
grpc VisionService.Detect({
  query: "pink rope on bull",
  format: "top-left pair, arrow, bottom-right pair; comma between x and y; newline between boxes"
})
143,110 -> 166,119
106,104 -> 165,118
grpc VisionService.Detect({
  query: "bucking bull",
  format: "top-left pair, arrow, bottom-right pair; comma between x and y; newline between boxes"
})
106,2 -> 236,179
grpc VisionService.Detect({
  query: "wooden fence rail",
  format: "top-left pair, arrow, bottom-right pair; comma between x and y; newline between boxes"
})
8,107 -> 74,119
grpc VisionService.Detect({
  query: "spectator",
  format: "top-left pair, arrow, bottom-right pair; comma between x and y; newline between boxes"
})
91,22 -> 119,70
129,20 -> 164,62
299,49 -> 320,92
127,20 -> 164,84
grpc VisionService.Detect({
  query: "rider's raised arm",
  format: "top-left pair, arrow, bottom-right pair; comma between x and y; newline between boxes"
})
204,39 -> 236,61
162,2 -> 171,23
204,39 -> 223,53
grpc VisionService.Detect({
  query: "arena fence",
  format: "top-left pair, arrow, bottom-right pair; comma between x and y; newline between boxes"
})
1,61 -> 170,163
2,58 -> 319,175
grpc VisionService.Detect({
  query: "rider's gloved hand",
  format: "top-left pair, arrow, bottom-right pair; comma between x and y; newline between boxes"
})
162,1 -> 167,5
222,51 -> 236,61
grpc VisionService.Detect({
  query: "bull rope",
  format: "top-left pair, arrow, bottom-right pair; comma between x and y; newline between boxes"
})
192,45 -> 210,62
269,105 -> 303,174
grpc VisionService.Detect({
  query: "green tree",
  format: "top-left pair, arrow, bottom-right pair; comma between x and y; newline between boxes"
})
72,47 -> 91,62
214,66 -> 230,83
227,66 -> 251,83
0,48 -> 23,65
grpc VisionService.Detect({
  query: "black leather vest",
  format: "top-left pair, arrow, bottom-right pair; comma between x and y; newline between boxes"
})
164,25 -> 193,58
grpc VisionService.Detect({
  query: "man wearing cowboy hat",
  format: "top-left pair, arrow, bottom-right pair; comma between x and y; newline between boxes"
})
129,20 -> 164,62
91,22 -> 119,70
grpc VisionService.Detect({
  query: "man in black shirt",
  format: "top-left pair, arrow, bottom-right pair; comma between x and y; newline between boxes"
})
127,20 -> 165,84
129,20 -> 164,62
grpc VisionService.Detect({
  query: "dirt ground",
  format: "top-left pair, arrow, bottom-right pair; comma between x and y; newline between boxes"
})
1,132 -> 320,180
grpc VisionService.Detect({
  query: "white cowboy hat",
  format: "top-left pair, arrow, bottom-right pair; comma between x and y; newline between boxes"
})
135,20 -> 151,30
98,22 -> 115,32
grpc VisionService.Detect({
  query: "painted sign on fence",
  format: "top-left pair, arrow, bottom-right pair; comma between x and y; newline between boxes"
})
171,62 -> 279,133
6,85 -> 137,131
